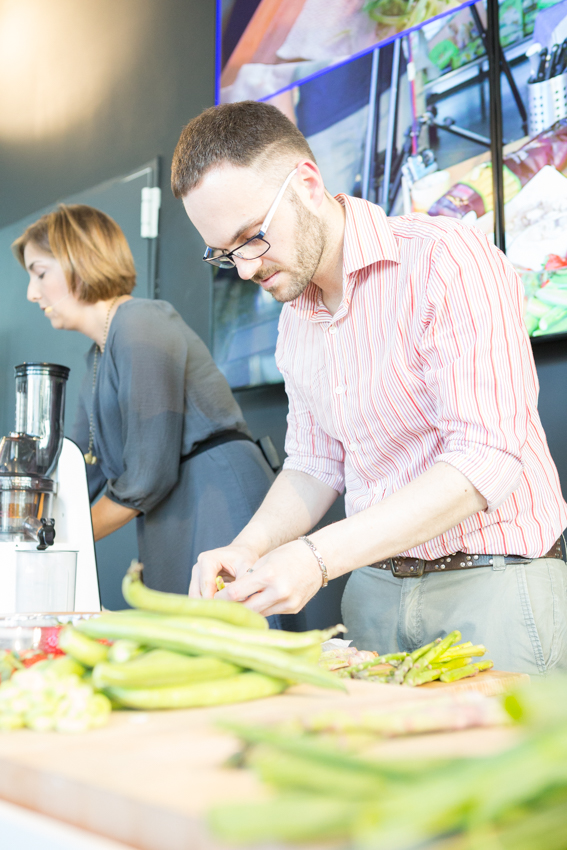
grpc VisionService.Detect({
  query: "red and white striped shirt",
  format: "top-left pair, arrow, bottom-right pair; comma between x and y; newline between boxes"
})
276,195 -> 567,559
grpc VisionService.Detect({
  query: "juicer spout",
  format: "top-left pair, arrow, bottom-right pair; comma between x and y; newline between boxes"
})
23,516 -> 56,550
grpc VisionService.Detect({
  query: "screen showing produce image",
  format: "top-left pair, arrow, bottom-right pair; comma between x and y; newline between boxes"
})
426,122 -> 567,340
220,0 -> 476,105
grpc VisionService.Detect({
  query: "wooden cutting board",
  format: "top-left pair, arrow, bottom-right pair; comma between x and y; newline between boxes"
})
0,671 -> 527,850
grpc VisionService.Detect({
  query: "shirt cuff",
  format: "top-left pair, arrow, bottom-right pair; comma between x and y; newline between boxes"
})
105,486 -> 146,515
436,448 -> 524,513
282,457 -> 345,494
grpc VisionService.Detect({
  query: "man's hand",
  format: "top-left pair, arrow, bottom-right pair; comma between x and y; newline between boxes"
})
189,470 -> 339,600
189,544 -> 261,599
214,539 -> 323,615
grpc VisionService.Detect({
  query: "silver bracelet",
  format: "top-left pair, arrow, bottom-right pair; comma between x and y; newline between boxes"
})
298,536 -> 329,587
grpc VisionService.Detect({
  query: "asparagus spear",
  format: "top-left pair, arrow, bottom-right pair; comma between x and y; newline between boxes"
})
437,644 -> 486,662
440,664 -> 479,683
404,668 -> 442,687
392,655 -> 413,684
405,631 -> 461,685
430,657 -> 473,673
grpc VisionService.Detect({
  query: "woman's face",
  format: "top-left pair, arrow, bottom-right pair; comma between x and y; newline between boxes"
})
24,242 -> 82,330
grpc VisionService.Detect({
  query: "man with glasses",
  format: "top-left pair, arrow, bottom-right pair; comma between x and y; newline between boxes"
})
171,101 -> 567,675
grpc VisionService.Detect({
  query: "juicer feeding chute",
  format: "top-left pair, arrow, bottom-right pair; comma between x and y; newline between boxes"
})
14,362 -> 70,477
0,363 -> 69,549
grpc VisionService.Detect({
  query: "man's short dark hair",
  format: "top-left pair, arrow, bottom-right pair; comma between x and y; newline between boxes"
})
171,101 -> 316,199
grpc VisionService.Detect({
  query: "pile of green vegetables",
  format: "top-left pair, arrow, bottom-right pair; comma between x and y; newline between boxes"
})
363,0 -> 460,31
209,676 -> 567,849
326,630 -> 493,686
72,562 -> 345,710
523,266 -> 567,337
0,562 -> 346,730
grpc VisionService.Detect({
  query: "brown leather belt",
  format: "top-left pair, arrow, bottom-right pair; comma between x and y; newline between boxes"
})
370,538 -> 564,578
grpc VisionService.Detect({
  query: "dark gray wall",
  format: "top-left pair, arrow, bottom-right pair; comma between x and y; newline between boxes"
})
533,340 -> 567,503
0,0 -> 214,346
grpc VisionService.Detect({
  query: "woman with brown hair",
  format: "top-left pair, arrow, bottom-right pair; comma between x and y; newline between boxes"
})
12,204 -> 285,610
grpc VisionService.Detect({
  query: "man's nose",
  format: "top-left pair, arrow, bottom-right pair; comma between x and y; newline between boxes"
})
233,255 -> 262,281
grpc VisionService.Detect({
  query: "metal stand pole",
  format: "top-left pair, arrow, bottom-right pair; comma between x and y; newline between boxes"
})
382,37 -> 402,213
362,48 -> 381,201
486,0 -> 506,253
470,3 -> 528,137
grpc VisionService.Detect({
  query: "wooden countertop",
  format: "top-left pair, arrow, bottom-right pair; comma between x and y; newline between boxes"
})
0,671 -> 528,850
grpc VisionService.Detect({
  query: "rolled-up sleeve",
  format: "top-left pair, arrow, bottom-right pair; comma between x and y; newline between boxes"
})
105,313 -> 186,514
420,226 -> 531,512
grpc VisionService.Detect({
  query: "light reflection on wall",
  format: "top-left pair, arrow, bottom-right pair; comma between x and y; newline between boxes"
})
0,0 -> 150,141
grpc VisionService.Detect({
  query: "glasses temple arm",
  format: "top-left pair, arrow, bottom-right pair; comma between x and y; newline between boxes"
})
258,167 -> 298,237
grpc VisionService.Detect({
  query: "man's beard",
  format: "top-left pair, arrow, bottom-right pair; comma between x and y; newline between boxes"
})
252,190 -> 327,303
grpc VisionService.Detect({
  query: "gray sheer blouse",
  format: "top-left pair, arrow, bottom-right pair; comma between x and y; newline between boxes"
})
72,299 -> 251,513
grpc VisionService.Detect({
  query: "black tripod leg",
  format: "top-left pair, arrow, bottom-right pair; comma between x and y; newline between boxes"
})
362,47 -> 381,201
486,0 -> 506,252
471,2 -> 528,136
383,38 -> 402,213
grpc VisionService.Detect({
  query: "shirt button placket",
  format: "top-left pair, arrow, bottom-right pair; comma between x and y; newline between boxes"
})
329,322 -> 345,398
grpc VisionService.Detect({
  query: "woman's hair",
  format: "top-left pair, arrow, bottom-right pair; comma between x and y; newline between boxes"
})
12,204 -> 136,303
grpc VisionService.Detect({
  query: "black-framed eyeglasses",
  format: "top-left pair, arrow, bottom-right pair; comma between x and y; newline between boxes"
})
203,167 -> 298,269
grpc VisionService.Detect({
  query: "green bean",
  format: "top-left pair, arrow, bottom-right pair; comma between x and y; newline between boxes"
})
107,671 -> 286,709
58,626 -> 108,668
122,561 -> 268,630
209,794 -> 362,845
247,743 -> 386,799
92,650 -> 240,690
291,643 -> 322,663
77,613 -> 347,692
107,640 -> 143,664
116,608 -> 344,651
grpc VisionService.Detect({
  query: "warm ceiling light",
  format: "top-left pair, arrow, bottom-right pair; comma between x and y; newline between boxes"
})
0,0 -> 150,141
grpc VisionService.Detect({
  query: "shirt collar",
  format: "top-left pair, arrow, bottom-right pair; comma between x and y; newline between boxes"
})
338,194 -> 400,275
289,194 -> 400,319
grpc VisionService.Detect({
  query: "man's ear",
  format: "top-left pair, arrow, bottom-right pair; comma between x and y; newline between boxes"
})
296,160 -> 326,210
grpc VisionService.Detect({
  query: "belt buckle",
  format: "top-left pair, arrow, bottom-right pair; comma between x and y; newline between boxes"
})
391,557 -> 425,578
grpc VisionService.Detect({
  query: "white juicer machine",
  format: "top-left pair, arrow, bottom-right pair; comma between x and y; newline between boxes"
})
0,363 -> 100,613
